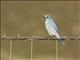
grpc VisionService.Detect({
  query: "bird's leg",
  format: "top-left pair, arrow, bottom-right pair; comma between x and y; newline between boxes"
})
48,35 -> 55,40
48,35 -> 52,40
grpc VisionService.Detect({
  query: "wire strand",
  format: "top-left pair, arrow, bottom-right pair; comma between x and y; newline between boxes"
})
56,40 -> 58,60
1,35 -> 80,40
10,40 -> 12,60
31,39 -> 33,60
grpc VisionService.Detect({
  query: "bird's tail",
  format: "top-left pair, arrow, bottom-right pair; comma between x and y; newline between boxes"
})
59,38 -> 65,46
56,34 -> 65,46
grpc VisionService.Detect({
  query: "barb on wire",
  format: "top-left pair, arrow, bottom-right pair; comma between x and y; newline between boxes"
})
1,34 -> 80,40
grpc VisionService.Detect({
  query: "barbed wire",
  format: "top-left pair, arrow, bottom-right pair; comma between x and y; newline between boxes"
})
1,34 -> 80,40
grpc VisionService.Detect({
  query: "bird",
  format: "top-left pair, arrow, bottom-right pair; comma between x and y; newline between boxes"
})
43,15 -> 64,46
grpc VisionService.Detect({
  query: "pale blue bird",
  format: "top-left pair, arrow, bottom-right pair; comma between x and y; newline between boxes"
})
43,15 -> 64,46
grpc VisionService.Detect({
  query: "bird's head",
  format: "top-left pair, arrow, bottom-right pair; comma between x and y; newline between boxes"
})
43,15 -> 51,19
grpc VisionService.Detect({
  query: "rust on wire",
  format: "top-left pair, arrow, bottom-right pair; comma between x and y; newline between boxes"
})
1,34 -> 80,40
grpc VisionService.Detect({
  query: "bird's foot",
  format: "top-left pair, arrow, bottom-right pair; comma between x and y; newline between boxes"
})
48,36 -> 52,40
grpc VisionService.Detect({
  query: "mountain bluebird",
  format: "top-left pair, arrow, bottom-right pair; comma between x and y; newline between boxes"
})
43,15 -> 64,46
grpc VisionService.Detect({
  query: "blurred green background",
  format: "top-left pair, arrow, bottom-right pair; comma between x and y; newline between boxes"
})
1,1 -> 80,60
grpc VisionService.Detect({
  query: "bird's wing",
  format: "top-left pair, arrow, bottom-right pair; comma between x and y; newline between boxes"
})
50,19 -> 59,33
45,20 -> 59,36
45,21 -> 55,36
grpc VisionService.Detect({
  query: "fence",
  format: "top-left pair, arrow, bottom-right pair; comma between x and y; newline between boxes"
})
1,34 -> 80,60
